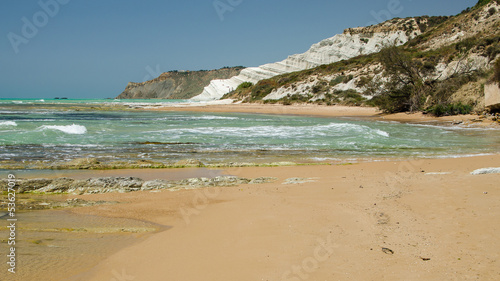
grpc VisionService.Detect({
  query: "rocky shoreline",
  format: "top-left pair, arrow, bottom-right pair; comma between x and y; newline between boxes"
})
0,175 -> 277,195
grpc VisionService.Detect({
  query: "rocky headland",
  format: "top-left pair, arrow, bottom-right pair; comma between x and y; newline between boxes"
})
116,67 -> 244,99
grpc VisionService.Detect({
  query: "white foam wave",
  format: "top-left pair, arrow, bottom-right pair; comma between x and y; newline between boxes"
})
0,121 -> 17,126
159,122 -> 390,139
374,129 -> 390,137
471,167 -> 500,175
40,124 -> 87,135
194,115 -> 239,120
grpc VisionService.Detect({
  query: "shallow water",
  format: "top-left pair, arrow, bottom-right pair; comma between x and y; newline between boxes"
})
1,100 -> 500,168
0,208 -> 161,281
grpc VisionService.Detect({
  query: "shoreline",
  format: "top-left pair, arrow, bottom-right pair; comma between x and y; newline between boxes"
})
142,103 -> 500,127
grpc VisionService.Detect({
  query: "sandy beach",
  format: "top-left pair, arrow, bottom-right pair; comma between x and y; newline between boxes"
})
60,153 -> 500,281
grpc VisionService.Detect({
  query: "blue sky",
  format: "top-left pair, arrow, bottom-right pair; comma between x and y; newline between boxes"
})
1,0 -> 478,99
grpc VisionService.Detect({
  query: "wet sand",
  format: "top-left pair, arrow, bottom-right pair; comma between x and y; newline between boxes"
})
63,154 -> 500,281
0,209 -> 161,281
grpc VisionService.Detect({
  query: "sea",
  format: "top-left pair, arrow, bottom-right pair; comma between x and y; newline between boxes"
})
1,98 -> 500,169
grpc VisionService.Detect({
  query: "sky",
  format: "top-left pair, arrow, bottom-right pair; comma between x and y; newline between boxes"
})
0,0 -> 478,99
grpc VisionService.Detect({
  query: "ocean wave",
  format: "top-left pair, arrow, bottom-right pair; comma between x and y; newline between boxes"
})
159,122 -> 390,139
193,115 -> 239,120
0,121 -> 17,126
40,124 -> 87,135
373,129 -> 390,137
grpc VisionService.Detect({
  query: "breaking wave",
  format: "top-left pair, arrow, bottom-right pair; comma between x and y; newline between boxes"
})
0,121 -> 17,126
40,124 -> 87,135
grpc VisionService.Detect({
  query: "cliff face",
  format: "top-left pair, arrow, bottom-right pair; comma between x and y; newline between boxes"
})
191,18 -> 430,101
116,67 -> 244,99
259,2 -> 500,100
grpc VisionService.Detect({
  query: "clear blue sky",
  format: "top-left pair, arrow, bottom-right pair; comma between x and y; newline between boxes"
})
0,0 -> 477,99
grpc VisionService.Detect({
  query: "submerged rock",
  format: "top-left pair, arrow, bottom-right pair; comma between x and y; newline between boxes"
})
55,158 -> 101,169
174,159 -> 205,167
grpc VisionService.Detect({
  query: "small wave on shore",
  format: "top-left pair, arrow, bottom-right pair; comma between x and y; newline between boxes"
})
0,121 -> 18,126
40,124 -> 87,134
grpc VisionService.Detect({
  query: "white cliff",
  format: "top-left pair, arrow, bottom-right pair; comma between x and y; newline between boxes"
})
192,18 -> 423,101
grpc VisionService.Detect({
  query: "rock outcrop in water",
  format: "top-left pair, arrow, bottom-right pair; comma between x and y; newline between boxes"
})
116,67 -> 244,99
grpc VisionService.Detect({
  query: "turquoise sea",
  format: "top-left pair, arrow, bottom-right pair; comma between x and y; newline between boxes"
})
1,98 -> 500,168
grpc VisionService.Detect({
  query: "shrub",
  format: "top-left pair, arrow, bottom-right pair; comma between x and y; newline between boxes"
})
336,90 -> 366,106
356,76 -> 372,88
330,76 -> 345,86
344,75 -> 354,83
489,7 -> 497,16
370,86 -> 413,113
237,82 -> 253,90
250,81 -> 276,100
426,102 -> 473,116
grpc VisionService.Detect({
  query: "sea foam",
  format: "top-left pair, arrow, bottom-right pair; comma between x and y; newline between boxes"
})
0,121 -> 17,126
41,124 -> 87,135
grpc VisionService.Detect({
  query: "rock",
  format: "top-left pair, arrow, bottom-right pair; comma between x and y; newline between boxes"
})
116,67 -> 244,99
1,175 -> 276,195
282,178 -> 318,185
471,167 -> 500,175
249,177 -> 278,184
174,159 -> 204,167
55,157 -> 100,169
0,178 -> 53,193
141,180 -> 172,191
35,178 -> 75,193
485,82 -> 500,112
68,177 -> 144,194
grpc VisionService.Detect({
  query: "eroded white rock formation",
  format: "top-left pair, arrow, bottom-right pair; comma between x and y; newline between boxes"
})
192,18 -> 422,101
